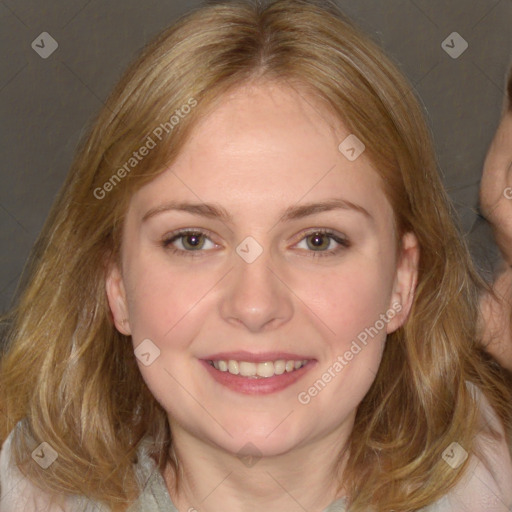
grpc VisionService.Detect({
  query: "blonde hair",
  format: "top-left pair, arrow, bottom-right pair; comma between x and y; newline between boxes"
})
1,1 -> 511,510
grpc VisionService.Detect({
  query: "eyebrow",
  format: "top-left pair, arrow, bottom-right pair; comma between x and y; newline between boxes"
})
141,198 -> 372,224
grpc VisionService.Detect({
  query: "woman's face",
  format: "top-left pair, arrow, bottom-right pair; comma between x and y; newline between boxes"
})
107,81 -> 418,458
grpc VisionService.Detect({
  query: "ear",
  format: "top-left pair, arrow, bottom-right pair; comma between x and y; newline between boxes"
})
105,261 -> 132,336
386,232 -> 420,334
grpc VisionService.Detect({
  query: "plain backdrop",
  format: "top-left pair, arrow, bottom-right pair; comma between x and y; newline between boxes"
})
1,0 -> 512,316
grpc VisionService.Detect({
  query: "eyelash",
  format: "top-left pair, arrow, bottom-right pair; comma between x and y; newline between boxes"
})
161,228 -> 350,259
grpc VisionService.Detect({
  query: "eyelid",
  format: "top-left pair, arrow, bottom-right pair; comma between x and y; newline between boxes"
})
293,227 -> 349,245
162,227 -> 217,243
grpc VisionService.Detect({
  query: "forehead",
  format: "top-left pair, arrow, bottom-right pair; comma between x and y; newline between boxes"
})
128,81 -> 394,228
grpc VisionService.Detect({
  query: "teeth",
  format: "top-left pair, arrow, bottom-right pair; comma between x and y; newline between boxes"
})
240,361 -> 257,377
274,360 -> 285,375
209,359 -> 309,378
228,360 -> 239,375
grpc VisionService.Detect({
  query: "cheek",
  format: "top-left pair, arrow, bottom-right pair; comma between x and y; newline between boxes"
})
294,255 -> 394,406
123,255 -> 208,343
122,258 -> 211,413
296,258 -> 394,342
296,267 -> 391,424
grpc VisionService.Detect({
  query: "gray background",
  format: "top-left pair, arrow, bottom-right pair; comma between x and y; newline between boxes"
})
1,0 -> 511,314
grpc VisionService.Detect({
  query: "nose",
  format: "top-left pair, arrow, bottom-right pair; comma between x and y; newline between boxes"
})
219,243 -> 294,333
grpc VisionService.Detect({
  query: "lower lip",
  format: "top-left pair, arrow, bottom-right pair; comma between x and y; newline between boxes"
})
200,359 -> 316,395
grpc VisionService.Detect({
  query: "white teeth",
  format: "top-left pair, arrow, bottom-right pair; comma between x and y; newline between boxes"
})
274,360 -> 286,375
257,361 -> 275,378
239,361 -> 256,376
209,359 -> 309,378
228,360 -> 239,375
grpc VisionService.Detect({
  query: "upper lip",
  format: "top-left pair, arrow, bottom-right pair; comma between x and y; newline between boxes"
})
202,351 -> 315,363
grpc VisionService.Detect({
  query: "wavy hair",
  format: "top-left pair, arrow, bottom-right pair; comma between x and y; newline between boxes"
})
1,1 -> 511,511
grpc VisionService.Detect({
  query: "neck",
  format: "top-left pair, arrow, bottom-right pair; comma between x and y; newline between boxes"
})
162,424 -> 350,512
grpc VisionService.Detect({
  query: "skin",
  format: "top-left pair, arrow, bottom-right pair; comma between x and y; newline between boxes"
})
479,96 -> 512,371
106,81 -> 419,512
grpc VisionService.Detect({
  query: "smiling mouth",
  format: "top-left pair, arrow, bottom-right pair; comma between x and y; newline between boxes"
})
207,358 -> 310,378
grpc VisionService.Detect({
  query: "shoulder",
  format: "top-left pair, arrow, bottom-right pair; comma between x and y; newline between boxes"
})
0,422 -> 103,512
425,383 -> 512,512
0,423 -> 68,511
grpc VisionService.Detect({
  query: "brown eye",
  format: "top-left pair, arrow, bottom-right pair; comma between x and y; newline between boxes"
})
162,229 -> 217,256
295,229 -> 350,258
306,232 -> 332,251
180,232 -> 206,250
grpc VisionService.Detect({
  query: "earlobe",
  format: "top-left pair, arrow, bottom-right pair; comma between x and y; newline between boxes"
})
386,232 -> 420,334
105,263 -> 132,336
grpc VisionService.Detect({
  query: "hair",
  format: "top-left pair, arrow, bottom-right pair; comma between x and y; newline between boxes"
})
1,1 -> 511,511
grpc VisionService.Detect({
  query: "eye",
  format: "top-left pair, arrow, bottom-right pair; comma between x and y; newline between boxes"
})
162,229 -> 217,257
161,228 -> 350,259
294,229 -> 350,258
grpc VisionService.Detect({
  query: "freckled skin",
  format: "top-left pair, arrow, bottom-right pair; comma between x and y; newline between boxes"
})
106,82 -> 419,512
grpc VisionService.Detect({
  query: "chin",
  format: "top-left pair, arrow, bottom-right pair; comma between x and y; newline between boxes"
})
211,419 -> 310,458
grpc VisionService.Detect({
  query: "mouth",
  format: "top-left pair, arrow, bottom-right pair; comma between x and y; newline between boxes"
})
207,358 -> 309,378
200,356 -> 316,395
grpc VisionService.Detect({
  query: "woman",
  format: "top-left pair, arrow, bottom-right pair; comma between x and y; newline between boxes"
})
0,1 -> 511,511
480,68 -> 512,372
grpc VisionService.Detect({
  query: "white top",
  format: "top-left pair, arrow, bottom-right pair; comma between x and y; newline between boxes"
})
1,383 -> 511,511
